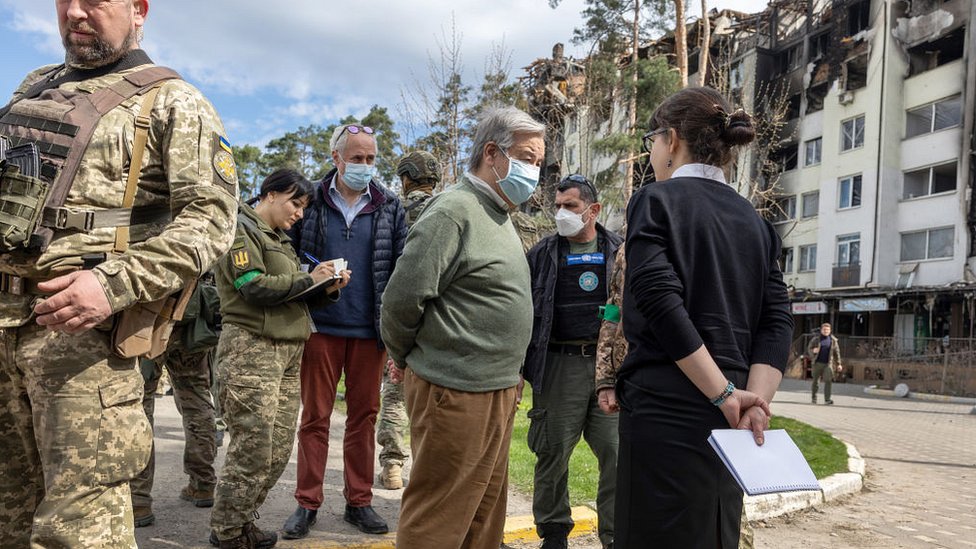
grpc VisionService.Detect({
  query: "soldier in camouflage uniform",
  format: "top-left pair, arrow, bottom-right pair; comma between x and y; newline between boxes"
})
130,311 -> 219,527
375,151 -> 440,491
0,2 -> 239,547
210,169 -> 348,548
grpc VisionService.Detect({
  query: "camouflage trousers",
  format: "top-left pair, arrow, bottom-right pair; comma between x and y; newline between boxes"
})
210,324 -> 303,540
377,369 -> 409,468
0,323 -> 152,548
131,346 -> 217,509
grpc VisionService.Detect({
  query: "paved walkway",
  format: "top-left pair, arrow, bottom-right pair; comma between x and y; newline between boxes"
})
754,379 -> 976,549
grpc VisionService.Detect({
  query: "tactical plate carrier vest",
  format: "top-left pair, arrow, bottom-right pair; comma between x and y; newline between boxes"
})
0,65 -> 179,253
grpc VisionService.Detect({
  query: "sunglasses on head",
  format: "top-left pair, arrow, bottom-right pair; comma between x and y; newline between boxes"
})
559,174 -> 597,198
338,124 -> 375,139
641,127 -> 668,154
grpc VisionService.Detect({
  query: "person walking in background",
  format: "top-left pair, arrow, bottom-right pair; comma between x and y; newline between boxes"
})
617,86 -> 793,548
809,322 -> 843,404
283,124 -> 407,539
524,174 -> 621,549
381,106 -> 544,549
0,1 -> 238,546
210,169 -> 348,548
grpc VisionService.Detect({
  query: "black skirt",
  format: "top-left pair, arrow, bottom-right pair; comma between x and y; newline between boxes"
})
614,365 -> 748,549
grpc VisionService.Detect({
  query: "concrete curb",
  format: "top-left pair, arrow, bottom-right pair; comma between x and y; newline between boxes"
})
744,440 -> 865,522
862,385 -> 976,405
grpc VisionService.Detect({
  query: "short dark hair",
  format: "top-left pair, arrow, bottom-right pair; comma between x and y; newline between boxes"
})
248,168 -> 314,205
647,86 -> 756,168
557,174 -> 598,203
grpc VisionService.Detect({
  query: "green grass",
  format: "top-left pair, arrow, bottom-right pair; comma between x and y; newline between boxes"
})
508,393 -> 849,503
769,415 -> 848,479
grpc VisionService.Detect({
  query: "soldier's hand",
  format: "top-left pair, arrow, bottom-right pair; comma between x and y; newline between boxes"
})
597,387 -> 619,414
310,261 -> 337,283
34,270 -> 112,334
516,375 -> 525,406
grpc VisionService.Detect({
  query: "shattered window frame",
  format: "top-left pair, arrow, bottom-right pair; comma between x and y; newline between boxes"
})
841,115 -> 865,151
772,195 -> 797,224
804,137 -> 822,166
799,244 -> 817,272
780,247 -> 795,274
838,174 -> 863,210
905,95 -> 962,138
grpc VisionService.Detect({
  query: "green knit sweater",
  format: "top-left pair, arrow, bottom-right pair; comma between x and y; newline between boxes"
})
380,178 -> 532,392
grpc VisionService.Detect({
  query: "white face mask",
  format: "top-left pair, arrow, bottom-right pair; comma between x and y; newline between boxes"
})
555,207 -> 586,237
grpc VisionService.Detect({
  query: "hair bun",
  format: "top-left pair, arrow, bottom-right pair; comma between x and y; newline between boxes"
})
721,109 -> 755,146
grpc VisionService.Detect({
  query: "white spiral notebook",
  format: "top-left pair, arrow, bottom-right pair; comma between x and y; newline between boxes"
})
707,429 -> 821,496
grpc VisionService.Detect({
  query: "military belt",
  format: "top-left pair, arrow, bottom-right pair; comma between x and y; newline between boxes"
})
548,343 -> 598,357
40,205 -> 171,232
0,272 -> 52,296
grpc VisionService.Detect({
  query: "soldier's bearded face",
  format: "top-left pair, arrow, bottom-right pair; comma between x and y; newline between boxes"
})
58,0 -> 145,69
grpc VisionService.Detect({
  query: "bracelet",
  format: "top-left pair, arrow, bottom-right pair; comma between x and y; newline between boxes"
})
710,381 -> 735,407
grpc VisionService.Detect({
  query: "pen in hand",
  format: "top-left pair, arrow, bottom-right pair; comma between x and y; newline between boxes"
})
303,252 -> 321,265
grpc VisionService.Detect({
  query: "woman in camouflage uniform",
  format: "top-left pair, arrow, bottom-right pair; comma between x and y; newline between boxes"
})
209,169 -> 349,548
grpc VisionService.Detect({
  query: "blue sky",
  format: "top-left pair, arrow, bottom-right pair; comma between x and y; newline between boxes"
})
0,0 -> 770,149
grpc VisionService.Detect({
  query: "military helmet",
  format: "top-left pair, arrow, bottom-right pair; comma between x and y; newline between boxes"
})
396,151 -> 441,184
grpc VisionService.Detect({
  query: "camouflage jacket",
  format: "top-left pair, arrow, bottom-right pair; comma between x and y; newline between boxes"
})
595,243 -> 627,391
403,190 -> 432,227
0,62 -> 239,326
510,210 -> 553,254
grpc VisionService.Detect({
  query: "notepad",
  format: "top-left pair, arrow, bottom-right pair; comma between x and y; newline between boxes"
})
707,429 -> 821,496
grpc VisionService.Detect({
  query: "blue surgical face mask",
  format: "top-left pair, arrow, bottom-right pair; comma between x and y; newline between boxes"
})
492,147 -> 540,205
340,156 -> 376,191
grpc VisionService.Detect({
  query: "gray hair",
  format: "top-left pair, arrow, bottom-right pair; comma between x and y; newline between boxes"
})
329,122 -> 376,155
467,106 -> 546,171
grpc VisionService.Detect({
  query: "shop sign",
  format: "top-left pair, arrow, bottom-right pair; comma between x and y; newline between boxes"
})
791,301 -> 827,315
839,297 -> 889,312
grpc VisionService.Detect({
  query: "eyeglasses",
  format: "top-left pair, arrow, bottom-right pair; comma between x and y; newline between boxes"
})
559,174 -> 598,199
338,124 -> 375,140
641,127 -> 668,154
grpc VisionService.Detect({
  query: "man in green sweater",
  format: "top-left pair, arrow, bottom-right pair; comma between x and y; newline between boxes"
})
381,106 -> 545,549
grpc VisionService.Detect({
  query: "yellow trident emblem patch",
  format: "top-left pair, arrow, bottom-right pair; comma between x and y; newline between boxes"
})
232,250 -> 250,269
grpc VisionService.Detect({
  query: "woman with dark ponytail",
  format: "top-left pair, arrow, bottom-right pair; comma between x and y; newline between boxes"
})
209,168 -> 350,546
616,87 -> 794,548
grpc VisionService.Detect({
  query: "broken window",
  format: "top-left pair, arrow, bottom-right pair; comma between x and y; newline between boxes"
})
839,174 -> 862,209
806,83 -> 828,114
786,94 -> 801,120
847,0 -> 870,35
778,45 -> 802,74
780,247 -> 795,274
804,137 -> 822,166
809,32 -> 831,61
906,95 -> 962,137
907,26 -> 966,77
844,53 -> 868,90
903,161 -> 958,199
841,115 -> 865,151
729,61 -> 744,90
771,195 -> 797,223
770,142 -> 798,172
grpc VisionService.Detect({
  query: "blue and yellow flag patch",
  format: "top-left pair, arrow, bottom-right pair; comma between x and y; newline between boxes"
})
219,136 -> 233,154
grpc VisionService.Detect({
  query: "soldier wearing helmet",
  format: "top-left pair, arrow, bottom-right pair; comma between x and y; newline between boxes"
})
396,151 -> 440,227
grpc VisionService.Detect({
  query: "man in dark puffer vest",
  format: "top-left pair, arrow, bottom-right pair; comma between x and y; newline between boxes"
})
283,123 -> 407,539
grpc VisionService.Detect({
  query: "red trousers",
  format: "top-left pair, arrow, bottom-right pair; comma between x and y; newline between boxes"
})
294,333 -> 385,509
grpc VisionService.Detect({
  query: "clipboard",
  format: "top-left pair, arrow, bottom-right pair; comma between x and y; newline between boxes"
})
288,275 -> 339,302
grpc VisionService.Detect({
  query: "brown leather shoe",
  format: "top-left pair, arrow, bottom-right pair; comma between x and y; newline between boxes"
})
133,505 -> 155,528
216,522 -> 277,549
180,484 -> 215,507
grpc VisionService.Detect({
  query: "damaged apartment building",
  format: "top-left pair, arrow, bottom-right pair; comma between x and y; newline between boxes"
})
527,0 -> 976,394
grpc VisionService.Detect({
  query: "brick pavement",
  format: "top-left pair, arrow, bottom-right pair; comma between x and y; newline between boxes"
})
753,379 -> 976,549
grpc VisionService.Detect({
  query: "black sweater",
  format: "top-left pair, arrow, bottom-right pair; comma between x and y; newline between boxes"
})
621,177 -> 793,378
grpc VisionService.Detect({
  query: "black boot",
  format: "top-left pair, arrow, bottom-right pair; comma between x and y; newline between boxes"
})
344,504 -> 389,534
282,506 -> 317,540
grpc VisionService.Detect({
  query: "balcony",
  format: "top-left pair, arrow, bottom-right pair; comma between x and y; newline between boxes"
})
832,262 -> 861,287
